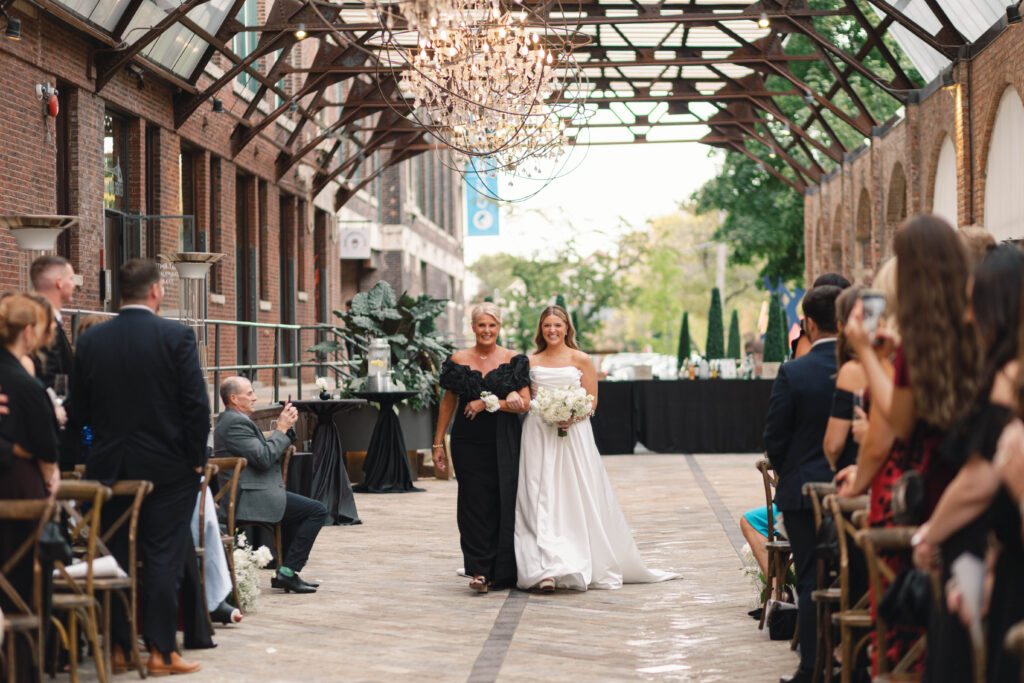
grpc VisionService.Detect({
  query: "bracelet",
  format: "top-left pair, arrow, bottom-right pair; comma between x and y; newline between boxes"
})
432,443 -> 444,448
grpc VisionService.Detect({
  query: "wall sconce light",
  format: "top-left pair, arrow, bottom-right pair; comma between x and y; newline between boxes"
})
1,6 -> 21,40
126,63 -> 145,89
212,97 -> 225,113
294,23 -> 307,40
1008,5 -> 1022,23
757,12 -> 770,29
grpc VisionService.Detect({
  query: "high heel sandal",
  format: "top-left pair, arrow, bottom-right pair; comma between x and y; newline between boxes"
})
469,575 -> 490,594
538,578 -> 555,593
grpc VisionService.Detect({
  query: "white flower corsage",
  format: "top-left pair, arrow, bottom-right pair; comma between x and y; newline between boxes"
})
480,391 -> 501,413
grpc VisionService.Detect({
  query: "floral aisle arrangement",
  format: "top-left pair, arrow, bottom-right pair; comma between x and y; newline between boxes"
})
232,533 -> 273,611
531,385 -> 594,437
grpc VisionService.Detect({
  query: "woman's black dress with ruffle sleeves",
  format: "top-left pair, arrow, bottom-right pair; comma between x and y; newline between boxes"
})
438,354 -> 529,590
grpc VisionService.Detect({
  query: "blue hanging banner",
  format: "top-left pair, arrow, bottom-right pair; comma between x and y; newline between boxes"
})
465,162 -> 500,237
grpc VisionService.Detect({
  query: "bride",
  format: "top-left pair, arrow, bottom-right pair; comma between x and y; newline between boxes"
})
509,305 -> 679,592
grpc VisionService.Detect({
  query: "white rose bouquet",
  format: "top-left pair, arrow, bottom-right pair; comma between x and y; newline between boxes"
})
232,533 -> 273,611
480,391 -> 501,413
315,376 -> 331,392
531,385 -> 594,437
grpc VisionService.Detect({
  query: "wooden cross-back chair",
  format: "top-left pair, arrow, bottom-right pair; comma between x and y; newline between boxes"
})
235,442 -> 294,569
824,494 -> 871,683
196,461 -> 220,635
756,458 -> 792,631
803,481 -> 840,682
97,479 -> 152,679
51,480 -> 114,683
0,497 -> 56,683
207,456 -> 247,610
855,526 -> 927,683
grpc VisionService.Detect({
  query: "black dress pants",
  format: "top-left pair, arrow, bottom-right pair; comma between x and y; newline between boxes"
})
105,474 -> 197,656
783,508 -> 818,674
280,491 -> 327,572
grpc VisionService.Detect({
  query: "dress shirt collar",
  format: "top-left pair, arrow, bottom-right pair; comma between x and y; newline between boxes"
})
811,336 -> 836,348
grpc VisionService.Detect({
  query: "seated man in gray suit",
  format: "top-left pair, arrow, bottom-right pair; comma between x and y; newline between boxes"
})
213,376 -> 326,594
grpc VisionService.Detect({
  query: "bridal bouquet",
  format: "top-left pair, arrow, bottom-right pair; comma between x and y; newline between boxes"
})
531,385 -> 594,437
233,533 -> 273,611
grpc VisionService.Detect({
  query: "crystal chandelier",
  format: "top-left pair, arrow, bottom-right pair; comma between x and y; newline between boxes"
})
376,0 -> 587,175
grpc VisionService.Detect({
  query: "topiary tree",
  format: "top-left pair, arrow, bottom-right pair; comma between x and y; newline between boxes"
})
677,311 -> 692,368
763,292 -> 787,363
727,310 -> 741,359
554,293 -> 567,310
705,287 -> 725,359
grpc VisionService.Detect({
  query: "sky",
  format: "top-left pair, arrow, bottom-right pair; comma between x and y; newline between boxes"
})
462,142 -> 722,265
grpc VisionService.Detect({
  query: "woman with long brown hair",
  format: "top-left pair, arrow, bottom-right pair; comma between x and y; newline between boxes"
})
845,215 -> 980,679
513,305 -> 678,592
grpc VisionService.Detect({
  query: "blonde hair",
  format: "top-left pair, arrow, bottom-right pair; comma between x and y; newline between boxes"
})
958,225 -> 995,270
471,302 -> 502,326
534,305 -> 579,352
0,295 -> 47,348
872,257 -> 899,338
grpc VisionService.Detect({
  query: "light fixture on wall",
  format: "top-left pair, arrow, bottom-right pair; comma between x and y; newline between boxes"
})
757,12 -> 770,29
1,6 -> 21,40
212,97 -> 225,113
294,23 -> 307,40
1008,5 -> 1022,24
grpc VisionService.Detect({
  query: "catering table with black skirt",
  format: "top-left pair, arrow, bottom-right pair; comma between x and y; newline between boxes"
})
291,399 -> 366,524
590,379 -> 775,454
351,391 -> 424,493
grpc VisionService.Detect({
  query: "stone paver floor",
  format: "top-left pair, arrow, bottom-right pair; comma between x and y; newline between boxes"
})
79,454 -> 798,682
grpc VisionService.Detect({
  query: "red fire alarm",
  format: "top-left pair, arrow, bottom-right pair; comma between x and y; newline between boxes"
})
47,93 -> 58,117
35,82 -> 59,117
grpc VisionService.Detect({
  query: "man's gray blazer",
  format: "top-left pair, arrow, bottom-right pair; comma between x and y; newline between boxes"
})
213,408 -> 293,523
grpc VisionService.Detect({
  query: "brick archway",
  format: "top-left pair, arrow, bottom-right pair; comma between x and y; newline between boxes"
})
885,163 -> 907,257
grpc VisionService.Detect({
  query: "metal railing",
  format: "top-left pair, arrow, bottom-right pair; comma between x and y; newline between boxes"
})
63,308 -> 364,413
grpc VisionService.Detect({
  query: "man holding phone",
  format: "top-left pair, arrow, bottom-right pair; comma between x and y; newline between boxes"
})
763,285 -> 843,683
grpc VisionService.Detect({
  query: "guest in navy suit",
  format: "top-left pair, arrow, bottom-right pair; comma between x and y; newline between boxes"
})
763,284 -> 843,683
73,259 -> 210,676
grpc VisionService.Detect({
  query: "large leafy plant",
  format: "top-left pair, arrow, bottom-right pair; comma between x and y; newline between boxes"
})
309,281 -> 454,411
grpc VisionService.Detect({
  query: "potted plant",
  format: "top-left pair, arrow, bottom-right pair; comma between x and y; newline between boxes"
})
308,281 -> 454,450
762,292 -> 787,379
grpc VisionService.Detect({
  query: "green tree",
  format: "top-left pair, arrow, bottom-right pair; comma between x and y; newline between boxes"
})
676,311 -> 692,367
705,288 -> 725,359
690,0 -> 921,287
554,293 -> 567,310
764,293 -> 787,363
727,310 -> 741,359
469,240 -> 642,353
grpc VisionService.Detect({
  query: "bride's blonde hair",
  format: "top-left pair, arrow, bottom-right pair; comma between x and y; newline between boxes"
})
534,305 -> 578,352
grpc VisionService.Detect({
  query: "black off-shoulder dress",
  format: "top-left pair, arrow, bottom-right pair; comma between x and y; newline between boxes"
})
439,354 -> 530,590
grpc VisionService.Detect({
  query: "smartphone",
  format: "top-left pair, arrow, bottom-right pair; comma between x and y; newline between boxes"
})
860,289 -> 886,341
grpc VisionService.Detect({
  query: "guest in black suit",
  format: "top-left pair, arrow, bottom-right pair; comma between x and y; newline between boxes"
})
73,259 -> 210,676
31,255 -> 78,469
763,285 -> 842,683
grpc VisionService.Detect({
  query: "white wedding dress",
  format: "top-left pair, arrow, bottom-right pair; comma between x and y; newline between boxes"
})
514,366 -> 680,591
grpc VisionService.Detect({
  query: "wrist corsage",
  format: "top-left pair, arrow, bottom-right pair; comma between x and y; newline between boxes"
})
480,391 -> 501,413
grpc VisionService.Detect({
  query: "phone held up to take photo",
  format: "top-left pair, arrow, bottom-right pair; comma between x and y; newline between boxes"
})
860,289 -> 886,343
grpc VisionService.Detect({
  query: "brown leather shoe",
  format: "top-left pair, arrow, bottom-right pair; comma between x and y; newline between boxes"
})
146,650 -> 201,676
111,645 -> 136,674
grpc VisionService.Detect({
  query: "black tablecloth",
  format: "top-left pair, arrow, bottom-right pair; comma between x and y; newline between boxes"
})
352,391 -> 424,493
591,380 -> 775,454
286,451 -> 313,497
292,399 -> 366,524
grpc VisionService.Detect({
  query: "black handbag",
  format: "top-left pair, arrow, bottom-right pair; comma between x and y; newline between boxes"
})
878,568 -> 932,628
766,601 -> 798,640
37,519 -> 73,565
890,471 -> 926,525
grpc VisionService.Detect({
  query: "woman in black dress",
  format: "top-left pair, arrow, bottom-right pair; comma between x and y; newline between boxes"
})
0,294 -> 60,683
434,303 -> 530,593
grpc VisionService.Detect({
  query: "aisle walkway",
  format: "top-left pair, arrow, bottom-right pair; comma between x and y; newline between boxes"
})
146,455 -> 797,681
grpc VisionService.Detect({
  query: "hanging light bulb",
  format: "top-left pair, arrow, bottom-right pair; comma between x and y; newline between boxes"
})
758,12 -> 770,29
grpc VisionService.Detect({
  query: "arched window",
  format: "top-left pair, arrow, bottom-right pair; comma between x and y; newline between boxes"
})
856,189 -> 872,272
885,163 -> 907,257
984,86 -> 1024,242
831,206 -> 844,273
932,135 -> 958,226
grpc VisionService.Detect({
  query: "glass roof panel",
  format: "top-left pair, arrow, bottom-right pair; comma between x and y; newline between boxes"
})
121,0 -> 165,46
89,0 -> 131,32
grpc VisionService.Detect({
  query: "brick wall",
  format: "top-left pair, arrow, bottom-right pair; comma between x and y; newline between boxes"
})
806,21 -> 1024,281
